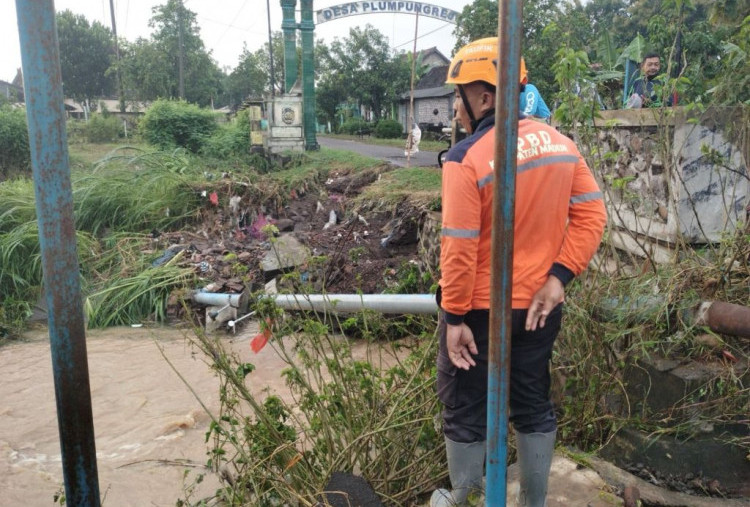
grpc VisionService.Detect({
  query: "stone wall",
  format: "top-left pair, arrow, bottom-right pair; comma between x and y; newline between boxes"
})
578,107 -> 749,261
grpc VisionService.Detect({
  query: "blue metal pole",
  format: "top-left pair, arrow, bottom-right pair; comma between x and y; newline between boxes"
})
486,0 -> 523,505
15,1 -> 101,505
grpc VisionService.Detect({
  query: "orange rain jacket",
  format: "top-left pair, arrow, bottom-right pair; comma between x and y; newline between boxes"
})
439,115 -> 607,324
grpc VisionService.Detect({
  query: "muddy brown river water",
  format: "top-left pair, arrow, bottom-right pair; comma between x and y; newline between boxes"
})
0,323 -> 278,506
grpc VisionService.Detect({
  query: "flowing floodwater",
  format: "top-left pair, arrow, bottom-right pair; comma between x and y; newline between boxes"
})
0,323 -> 281,507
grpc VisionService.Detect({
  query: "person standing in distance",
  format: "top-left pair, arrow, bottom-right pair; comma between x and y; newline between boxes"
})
627,52 -> 672,108
519,58 -> 551,120
431,37 -> 607,507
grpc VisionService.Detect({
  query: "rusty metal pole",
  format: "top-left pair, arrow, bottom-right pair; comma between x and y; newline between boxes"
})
15,1 -> 101,505
486,0 -> 523,504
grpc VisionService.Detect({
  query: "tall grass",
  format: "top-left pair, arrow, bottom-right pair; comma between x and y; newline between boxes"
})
0,146 -> 209,336
73,149 -> 204,235
0,179 -> 37,233
85,262 -> 194,328
0,219 -> 100,337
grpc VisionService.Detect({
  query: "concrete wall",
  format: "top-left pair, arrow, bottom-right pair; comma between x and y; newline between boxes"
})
577,107 -> 749,258
399,95 -> 452,132
416,97 -> 452,128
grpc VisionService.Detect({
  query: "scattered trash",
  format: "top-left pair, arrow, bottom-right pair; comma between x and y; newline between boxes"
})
323,210 -> 337,230
209,192 -> 219,206
250,318 -> 274,353
357,214 -> 369,226
151,245 -> 185,267
249,214 -> 272,239
229,196 -> 242,215
404,122 -> 422,157
203,282 -> 222,293
316,201 -> 325,213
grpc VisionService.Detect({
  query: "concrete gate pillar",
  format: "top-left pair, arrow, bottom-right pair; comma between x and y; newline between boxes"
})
300,0 -> 319,150
280,0 -> 298,93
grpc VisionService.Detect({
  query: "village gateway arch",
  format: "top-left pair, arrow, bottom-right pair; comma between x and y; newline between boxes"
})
277,0 -> 459,151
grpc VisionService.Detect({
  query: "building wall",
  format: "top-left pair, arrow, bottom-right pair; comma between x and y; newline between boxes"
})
0,81 -> 23,101
400,96 -> 453,132
416,97 -> 452,129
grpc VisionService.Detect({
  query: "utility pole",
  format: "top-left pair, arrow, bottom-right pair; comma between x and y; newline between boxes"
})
406,11 -> 419,168
177,0 -> 185,99
108,0 -> 125,112
266,0 -> 275,100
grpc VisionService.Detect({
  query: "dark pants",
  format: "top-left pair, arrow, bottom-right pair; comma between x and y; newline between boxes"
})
436,304 -> 562,443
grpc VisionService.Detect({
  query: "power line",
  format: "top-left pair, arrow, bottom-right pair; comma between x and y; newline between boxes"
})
392,21 -> 452,50
214,0 -> 250,45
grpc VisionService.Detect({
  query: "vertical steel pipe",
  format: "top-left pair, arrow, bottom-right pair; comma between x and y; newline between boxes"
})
15,1 -> 101,505
487,0 -> 523,505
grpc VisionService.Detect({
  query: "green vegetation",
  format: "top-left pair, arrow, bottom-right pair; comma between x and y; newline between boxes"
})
454,0 -> 749,108
0,105 -> 30,179
373,119 -> 404,139
322,134 -> 446,153
141,99 -> 219,152
357,167 -> 442,210
339,117 -> 373,136
0,143 -> 387,339
200,110 -> 253,160
182,287 -> 444,506
80,113 -> 124,143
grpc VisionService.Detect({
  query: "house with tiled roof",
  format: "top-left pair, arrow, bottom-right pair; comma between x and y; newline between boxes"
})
398,63 -> 453,133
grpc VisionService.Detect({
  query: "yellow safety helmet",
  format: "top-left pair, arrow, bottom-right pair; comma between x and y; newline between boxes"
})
446,37 -> 528,86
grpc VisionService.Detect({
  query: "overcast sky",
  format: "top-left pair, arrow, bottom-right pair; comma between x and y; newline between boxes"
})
2,0 -> 475,83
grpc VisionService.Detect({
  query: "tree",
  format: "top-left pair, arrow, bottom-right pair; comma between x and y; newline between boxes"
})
56,10 -> 116,103
119,1 -> 222,106
119,37 -> 173,102
148,0 -> 223,106
222,45 -> 269,108
452,0 -> 498,51
317,25 -> 409,121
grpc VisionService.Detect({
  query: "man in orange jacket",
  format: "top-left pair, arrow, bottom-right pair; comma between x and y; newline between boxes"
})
431,38 -> 607,507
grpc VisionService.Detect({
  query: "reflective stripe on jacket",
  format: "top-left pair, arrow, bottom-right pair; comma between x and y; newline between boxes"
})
439,115 -> 607,320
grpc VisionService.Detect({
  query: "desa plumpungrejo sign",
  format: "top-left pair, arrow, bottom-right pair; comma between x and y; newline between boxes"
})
316,2 -> 459,24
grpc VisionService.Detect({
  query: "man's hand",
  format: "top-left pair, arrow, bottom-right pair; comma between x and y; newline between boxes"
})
446,322 -> 478,370
525,276 -> 565,331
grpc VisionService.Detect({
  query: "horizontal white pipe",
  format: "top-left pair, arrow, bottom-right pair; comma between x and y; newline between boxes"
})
193,291 -> 245,307
273,294 -> 438,314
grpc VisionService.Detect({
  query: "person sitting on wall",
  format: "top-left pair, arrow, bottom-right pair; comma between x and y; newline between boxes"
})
626,52 -> 673,108
519,58 -> 551,120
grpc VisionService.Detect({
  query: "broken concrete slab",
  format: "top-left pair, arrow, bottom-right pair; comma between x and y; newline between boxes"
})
260,233 -> 310,281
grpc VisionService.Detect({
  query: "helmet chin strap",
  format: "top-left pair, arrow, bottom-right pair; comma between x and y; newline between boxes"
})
457,85 -> 478,133
458,84 -> 493,134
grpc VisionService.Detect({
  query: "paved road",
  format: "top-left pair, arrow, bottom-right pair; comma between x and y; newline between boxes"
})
318,136 -> 443,168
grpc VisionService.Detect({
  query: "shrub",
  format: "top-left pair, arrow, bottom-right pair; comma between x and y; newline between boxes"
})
83,113 -> 123,143
140,99 -> 218,153
373,119 -> 403,139
202,110 -> 252,160
0,105 -> 30,178
340,117 -> 373,136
